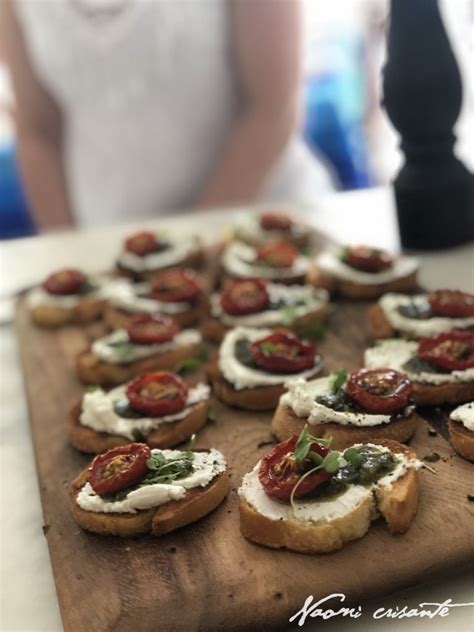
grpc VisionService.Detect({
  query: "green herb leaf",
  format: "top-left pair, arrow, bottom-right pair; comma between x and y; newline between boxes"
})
142,451 -> 194,485
321,451 -> 341,474
294,425 -> 332,464
259,341 -> 276,356
343,447 -> 363,468
108,341 -> 135,355
331,369 -> 348,393
86,384 -> 100,393
279,304 -> 298,325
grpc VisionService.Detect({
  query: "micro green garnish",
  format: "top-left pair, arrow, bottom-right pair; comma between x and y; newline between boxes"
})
259,341 -> 276,356
331,369 -> 347,393
108,341 -> 136,354
85,384 -> 100,393
280,304 -> 298,325
187,434 -> 197,449
293,322 -> 327,343
294,425 -> 332,464
174,349 -> 209,374
141,451 -> 194,486
343,447 -> 363,468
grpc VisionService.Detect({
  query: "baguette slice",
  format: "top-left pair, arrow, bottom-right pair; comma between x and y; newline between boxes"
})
271,402 -> 421,449
116,247 -> 205,282
76,340 -> 205,386
239,440 -> 419,553
448,419 -> 474,462
219,268 -> 306,288
68,398 -> 209,454
367,303 -> 398,339
30,296 -> 107,327
69,461 -> 229,537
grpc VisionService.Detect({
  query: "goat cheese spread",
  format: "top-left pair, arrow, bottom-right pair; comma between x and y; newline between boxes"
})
450,402 -> 474,432
222,241 -> 309,280
107,279 -> 190,315
118,234 -> 200,272
316,250 -> 418,285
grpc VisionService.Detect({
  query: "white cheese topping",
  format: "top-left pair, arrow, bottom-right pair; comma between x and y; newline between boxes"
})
364,339 -> 474,385
80,383 -> 210,439
210,283 -> 328,327
106,279 -> 190,315
280,376 -> 411,426
232,211 -> 306,245
238,445 -> 422,523
221,241 -> 309,280
316,249 -> 419,285
450,402 -> 474,432
26,275 -> 110,309
218,327 -> 322,390
379,293 -> 474,338
118,234 -> 200,273
76,448 -> 226,514
91,328 -> 201,364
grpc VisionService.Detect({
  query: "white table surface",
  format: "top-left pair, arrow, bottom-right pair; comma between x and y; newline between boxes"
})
1,187 -> 473,632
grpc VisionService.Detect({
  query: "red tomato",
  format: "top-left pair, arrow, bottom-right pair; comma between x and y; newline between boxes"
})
249,332 -> 317,374
258,435 -> 330,501
88,443 -> 151,495
255,241 -> 298,268
260,211 -> 292,231
42,269 -> 86,295
346,368 -> 413,414
417,331 -> 474,371
125,372 -> 188,416
126,314 -> 179,344
149,269 -> 201,303
125,231 -> 160,256
344,245 -> 393,272
428,290 -> 474,318
220,278 -> 269,315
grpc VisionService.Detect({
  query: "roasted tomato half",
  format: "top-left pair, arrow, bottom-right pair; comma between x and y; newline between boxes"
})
417,331 -> 474,371
255,241 -> 298,268
220,278 -> 269,315
126,314 -> 179,344
258,435 -> 330,501
249,332 -> 317,374
343,245 -> 393,273
124,231 -> 160,256
42,268 -> 86,295
346,368 -> 412,414
88,443 -> 151,495
428,289 -> 474,318
260,211 -> 292,231
149,268 -> 201,303
126,371 -> 188,417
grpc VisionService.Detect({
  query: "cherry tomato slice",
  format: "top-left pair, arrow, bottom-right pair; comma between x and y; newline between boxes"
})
260,211 -> 292,231
125,231 -> 160,256
125,371 -> 188,416
343,245 -> 393,272
249,332 -> 317,374
88,443 -> 151,495
42,268 -> 86,295
255,241 -> 298,268
346,368 -> 412,414
220,278 -> 269,315
428,289 -> 474,318
417,331 -> 474,371
149,268 -> 201,303
126,314 -> 179,344
258,435 -> 330,501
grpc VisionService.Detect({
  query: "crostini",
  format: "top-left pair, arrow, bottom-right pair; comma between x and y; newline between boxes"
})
448,402 -> 474,462
76,314 -> 204,386
310,245 -> 419,299
116,229 -> 204,280
27,268 -> 108,327
239,430 -> 422,553
368,289 -> 474,339
69,371 -> 210,454
364,332 -> 474,405
230,210 -> 312,249
104,269 -> 208,330
201,278 -> 328,343
220,240 -> 310,286
207,327 -> 323,411
70,443 -> 228,536
272,368 -> 420,448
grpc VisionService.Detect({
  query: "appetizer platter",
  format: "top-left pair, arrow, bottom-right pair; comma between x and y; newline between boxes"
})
14,210 -> 474,632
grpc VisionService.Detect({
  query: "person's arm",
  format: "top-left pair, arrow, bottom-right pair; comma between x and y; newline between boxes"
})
197,0 -> 303,207
0,0 -> 74,230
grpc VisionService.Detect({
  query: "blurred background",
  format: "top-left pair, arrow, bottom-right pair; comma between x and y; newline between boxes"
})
0,0 -> 472,240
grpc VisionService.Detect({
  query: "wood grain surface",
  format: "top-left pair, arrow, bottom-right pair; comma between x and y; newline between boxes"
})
15,299 -> 474,632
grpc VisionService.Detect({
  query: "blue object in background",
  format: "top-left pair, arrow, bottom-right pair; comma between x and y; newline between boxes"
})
0,139 -> 36,240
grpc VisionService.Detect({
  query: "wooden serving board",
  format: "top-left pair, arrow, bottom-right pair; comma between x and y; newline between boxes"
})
15,299 -> 474,632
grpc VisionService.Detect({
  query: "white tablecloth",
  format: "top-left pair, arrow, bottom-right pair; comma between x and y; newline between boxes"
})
1,187 -> 473,631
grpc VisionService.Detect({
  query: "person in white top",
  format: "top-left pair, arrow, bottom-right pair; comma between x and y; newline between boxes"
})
1,0 -> 333,230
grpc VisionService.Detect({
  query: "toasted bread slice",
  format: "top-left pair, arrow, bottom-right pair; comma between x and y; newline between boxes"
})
69,464 -> 229,537
219,268 -> 306,288
271,403 -> 420,449
239,440 -> 419,553
309,267 -> 418,300
412,381 -> 474,406
448,419 -> 474,462
367,303 -> 397,339
68,399 -> 209,454
103,297 -> 209,331
116,247 -> 205,282
30,297 -> 107,327
76,341 -> 204,386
